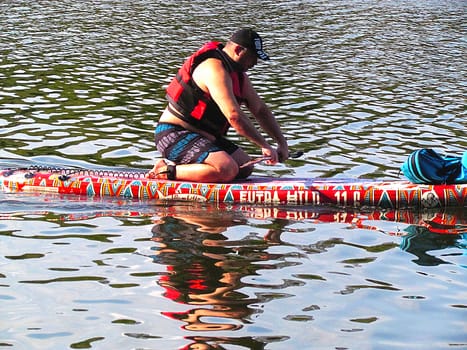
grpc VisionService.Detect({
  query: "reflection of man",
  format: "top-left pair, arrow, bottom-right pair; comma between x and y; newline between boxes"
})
151,215 -> 255,331
149,210 -> 295,334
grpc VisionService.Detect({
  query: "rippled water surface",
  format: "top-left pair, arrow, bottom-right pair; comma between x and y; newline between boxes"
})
1,1 -> 466,349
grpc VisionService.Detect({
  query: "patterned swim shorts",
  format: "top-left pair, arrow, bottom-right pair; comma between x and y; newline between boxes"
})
154,123 -> 238,164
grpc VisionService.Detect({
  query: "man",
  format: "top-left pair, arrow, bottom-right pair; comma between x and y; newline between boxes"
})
147,28 -> 289,182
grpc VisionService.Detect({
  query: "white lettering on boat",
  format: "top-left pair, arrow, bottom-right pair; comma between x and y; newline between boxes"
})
334,191 -> 346,205
239,191 -> 280,204
286,190 -> 320,205
354,191 -> 361,206
334,191 -> 361,206
162,193 -> 207,202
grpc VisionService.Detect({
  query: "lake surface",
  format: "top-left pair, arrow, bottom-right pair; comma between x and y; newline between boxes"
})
0,1 -> 466,349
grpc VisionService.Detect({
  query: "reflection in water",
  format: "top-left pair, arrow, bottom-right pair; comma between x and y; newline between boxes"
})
352,209 -> 467,266
0,197 -> 465,348
150,213 -> 287,334
401,226 -> 466,266
146,206 -> 466,342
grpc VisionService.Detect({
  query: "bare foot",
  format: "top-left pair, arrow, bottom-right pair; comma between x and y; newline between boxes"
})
146,159 -> 168,179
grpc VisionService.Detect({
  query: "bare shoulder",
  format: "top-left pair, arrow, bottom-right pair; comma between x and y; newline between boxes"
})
193,58 -> 230,92
193,58 -> 226,79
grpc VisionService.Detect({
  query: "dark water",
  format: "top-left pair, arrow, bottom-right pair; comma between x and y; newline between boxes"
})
1,1 -> 466,349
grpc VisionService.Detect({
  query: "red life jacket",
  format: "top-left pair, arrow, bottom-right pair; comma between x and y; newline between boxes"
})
165,42 -> 246,137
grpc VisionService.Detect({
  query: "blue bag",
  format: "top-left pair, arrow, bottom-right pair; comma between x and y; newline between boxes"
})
401,149 -> 467,184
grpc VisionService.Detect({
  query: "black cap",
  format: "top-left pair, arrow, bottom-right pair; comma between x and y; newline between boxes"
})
230,28 -> 270,60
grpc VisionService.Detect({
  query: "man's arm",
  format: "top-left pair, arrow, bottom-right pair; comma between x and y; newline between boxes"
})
193,58 -> 280,162
241,75 -> 289,162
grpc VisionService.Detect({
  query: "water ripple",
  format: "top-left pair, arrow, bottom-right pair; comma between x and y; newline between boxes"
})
1,0 -> 465,175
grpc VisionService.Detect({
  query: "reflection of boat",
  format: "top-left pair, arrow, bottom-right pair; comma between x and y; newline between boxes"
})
1,167 -> 466,208
1,193 -> 464,235
147,204 -> 467,235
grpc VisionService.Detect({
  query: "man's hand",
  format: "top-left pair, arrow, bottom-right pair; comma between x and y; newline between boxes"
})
261,146 -> 279,165
277,144 -> 289,163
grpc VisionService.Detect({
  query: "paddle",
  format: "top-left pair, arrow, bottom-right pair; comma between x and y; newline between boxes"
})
240,150 -> 304,169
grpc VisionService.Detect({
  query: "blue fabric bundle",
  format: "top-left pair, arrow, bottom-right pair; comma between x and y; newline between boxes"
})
401,149 -> 467,184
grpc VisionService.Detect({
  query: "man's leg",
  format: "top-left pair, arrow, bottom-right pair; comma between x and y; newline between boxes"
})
147,151 -> 239,182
